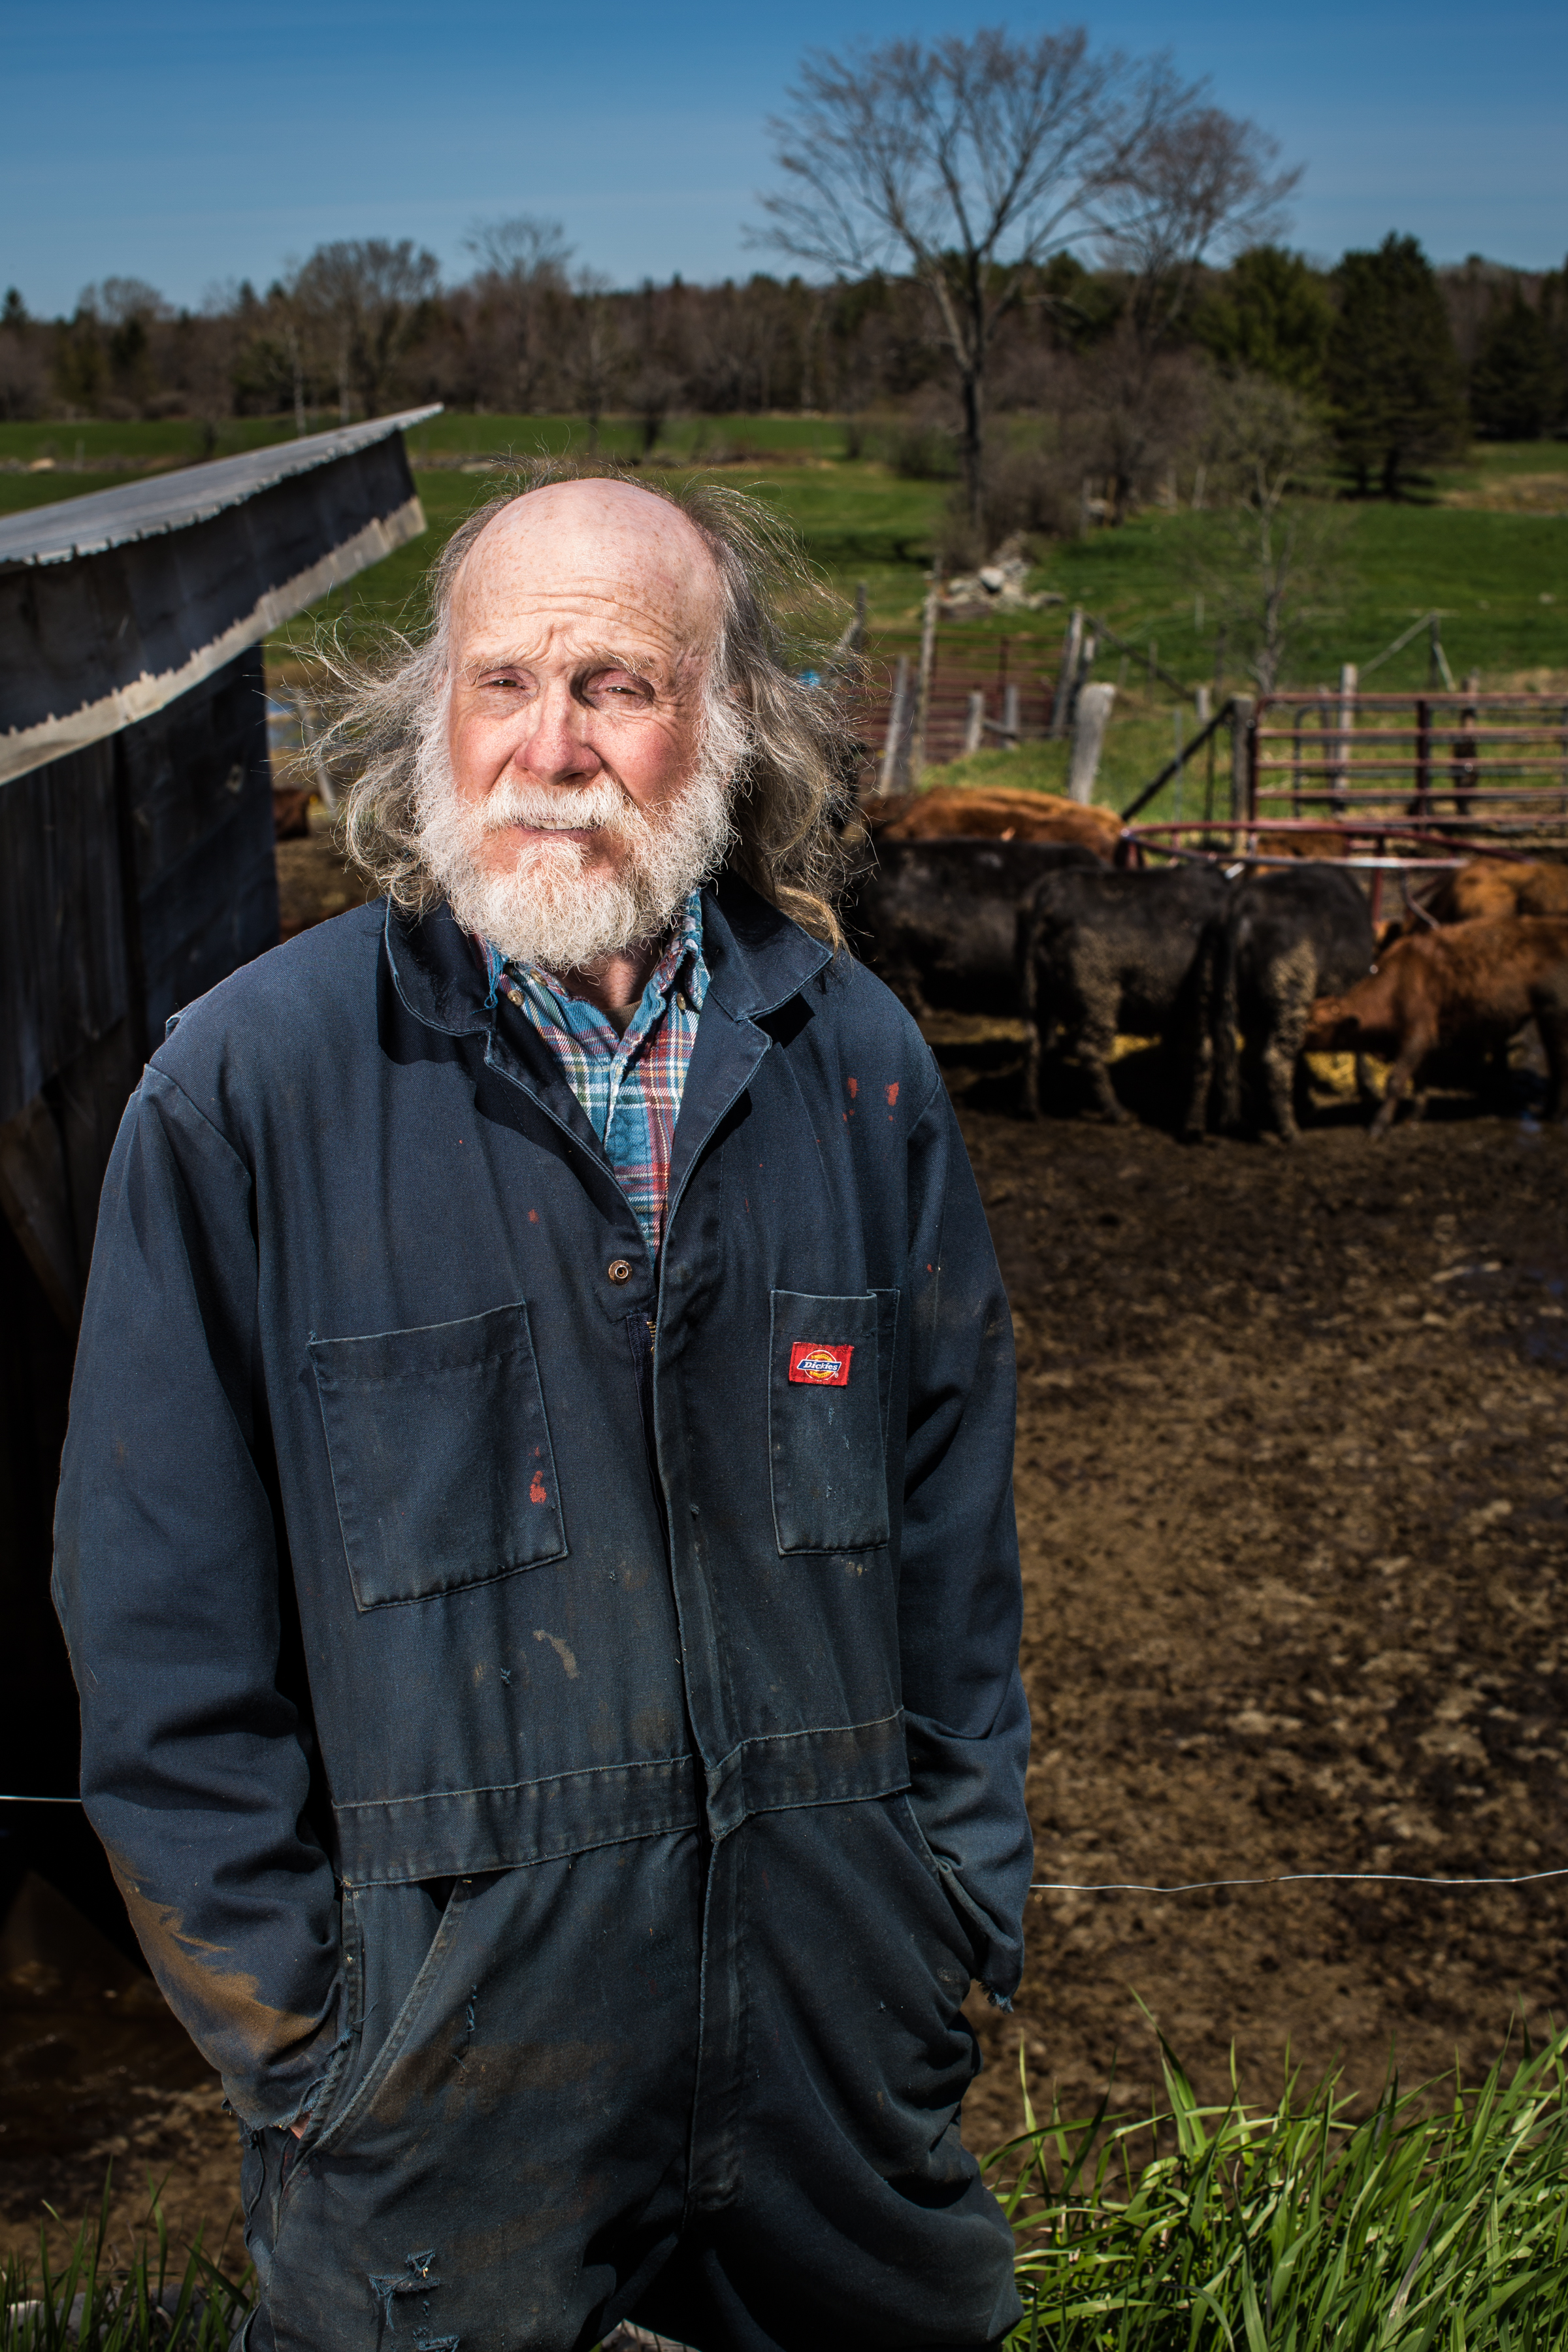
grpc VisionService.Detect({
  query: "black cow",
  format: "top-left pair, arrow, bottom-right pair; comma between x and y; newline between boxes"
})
1213,865 -> 1377,1139
849,837 -> 1102,1020
1022,865 -> 1233,1126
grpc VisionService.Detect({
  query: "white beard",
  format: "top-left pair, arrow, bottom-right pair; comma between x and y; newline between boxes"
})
412,719 -> 739,973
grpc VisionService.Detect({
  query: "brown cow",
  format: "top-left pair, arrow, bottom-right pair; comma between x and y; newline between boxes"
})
863,785 -> 1120,862
1392,858 -> 1568,934
1303,917 -> 1568,1136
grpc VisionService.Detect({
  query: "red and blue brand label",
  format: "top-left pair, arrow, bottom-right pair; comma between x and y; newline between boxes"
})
789,1340 -> 854,1386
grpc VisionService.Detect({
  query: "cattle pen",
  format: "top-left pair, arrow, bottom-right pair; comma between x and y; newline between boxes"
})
1119,688 -> 1568,916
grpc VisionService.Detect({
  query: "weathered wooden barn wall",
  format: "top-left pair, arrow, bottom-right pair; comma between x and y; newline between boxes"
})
0,653 -> 275,1321
0,413 -> 435,1948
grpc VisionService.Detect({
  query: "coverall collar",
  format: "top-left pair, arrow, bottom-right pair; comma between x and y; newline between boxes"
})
383,872 -> 833,1041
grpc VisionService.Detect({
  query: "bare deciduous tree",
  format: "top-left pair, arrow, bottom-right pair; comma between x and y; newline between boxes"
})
0,291 -> 48,421
1088,105 -> 1300,517
291,239 -> 441,419
463,216 -> 572,413
1191,374 -> 1352,693
755,25 -> 1190,524
565,270 -> 623,452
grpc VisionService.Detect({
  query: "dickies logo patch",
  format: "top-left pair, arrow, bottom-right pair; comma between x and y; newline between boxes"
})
789,1341 -> 853,1386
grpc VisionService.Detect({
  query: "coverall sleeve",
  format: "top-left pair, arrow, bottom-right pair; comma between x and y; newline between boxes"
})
898,1071 -> 1032,2004
52,1065 -> 343,2129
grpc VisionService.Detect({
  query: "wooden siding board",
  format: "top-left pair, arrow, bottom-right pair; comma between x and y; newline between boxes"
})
0,740 -> 129,1128
122,649 -> 278,1044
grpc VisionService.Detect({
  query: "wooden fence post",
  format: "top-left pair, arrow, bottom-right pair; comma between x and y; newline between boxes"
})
1329,661 -> 1357,811
1231,694 -> 1256,826
1452,671 -> 1480,815
1002,682 -> 1021,749
1411,698 -> 1433,817
909,576 -> 939,776
830,580 -> 868,671
879,656 -> 913,795
1050,607 -> 1084,738
963,691 -> 985,757
1068,683 -> 1116,803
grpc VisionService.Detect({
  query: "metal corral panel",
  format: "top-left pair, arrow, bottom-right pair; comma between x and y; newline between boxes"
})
0,406 -> 436,785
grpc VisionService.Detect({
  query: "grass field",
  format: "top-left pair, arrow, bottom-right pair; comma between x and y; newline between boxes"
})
5,412 -> 1565,814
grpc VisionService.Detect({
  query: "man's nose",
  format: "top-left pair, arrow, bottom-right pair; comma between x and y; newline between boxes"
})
514,680 -> 599,783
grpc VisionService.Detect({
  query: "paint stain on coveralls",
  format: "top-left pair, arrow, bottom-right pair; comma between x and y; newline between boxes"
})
533,1630 -> 578,1679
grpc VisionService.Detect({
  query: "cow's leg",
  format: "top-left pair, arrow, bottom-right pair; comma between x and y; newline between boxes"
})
1259,947 -> 1318,1143
1533,987 -> 1568,1120
1370,1040 -> 1429,1138
1260,1032 -> 1300,1142
1077,990 -> 1127,1121
1181,1010 -> 1214,1139
1022,1017 -> 1049,1120
1020,921 -> 1045,1121
1369,1066 -> 1409,1137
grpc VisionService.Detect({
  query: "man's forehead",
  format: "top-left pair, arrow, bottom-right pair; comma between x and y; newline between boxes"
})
451,481 -> 722,657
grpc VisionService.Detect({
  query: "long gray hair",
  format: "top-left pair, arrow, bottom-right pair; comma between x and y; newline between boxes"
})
320,458 -> 860,949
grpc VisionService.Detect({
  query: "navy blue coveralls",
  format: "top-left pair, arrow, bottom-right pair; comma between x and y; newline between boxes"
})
52,879 -> 1032,2352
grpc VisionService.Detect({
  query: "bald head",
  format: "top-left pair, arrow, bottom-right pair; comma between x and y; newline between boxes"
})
449,477 -> 725,696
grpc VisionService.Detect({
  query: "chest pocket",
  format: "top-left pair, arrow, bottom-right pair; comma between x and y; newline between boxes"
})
768,1288 -> 897,1556
310,1302 -> 566,1610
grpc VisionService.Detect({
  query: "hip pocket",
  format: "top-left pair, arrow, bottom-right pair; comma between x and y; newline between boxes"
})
305,1878 -> 471,2166
768,1288 -> 895,1555
310,1301 -> 566,1609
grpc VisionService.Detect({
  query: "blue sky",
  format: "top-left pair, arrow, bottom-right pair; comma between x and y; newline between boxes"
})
3,0 -> 1564,316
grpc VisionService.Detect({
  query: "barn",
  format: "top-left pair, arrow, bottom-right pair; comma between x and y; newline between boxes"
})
0,408 -> 436,1952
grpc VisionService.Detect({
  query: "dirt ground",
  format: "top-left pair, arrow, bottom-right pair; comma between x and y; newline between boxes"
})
3,994 -> 1565,2261
0,1876 -> 242,2270
950,1036 -> 1568,2154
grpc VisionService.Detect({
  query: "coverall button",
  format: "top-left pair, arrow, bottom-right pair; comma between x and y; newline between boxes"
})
607,1258 -> 632,1284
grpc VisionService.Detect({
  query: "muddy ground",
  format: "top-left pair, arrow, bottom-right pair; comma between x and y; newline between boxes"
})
3,1011 -> 1565,2259
952,1037 -> 1568,2154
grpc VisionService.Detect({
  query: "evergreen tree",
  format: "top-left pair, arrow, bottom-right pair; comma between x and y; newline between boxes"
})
1192,245 -> 1333,393
1326,233 -> 1468,496
1469,290 -> 1563,438
1543,259 -> 1568,385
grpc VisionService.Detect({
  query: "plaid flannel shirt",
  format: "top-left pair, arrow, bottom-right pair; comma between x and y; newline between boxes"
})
482,890 -> 708,1257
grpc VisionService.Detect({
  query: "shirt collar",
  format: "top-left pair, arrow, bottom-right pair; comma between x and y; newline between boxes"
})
385,875 -> 829,1039
480,890 -> 708,1026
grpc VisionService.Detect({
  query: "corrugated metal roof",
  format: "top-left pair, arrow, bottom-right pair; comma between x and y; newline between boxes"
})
0,406 -> 442,570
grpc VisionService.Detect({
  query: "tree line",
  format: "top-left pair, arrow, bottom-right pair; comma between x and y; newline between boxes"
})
1,24 -> 1563,544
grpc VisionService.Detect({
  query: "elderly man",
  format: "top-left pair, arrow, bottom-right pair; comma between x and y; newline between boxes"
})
54,471 -> 1030,2352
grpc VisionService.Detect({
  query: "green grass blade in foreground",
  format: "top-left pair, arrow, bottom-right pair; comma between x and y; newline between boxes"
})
1,2173 -> 250,2352
987,2024 -> 1568,2350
